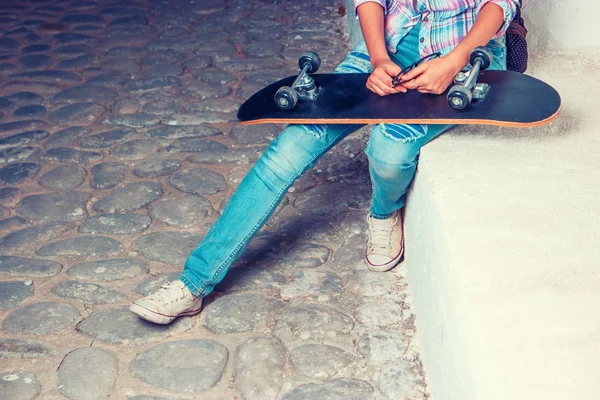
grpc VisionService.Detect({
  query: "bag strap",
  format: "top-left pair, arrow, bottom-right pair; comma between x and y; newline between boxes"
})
508,2 -> 527,36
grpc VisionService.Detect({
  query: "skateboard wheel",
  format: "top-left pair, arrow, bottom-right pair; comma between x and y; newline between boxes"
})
469,46 -> 493,70
299,51 -> 321,74
275,86 -> 299,110
447,85 -> 472,110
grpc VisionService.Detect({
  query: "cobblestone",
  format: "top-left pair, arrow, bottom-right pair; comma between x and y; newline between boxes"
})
218,265 -> 286,293
290,343 -> 354,380
357,331 -> 407,364
235,336 -> 286,400
281,379 -> 374,400
145,124 -> 222,139
111,139 -> 161,159
93,181 -> 162,213
0,338 -> 56,359
44,126 -> 89,149
0,162 -> 40,185
79,127 -> 134,148
53,85 -> 119,104
77,307 -> 193,345
169,167 -> 227,195
229,124 -> 280,145
0,205 -> 10,219
0,147 -> 40,165
67,258 -> 148,281
0,222 -> 74,253
0,129 -> 48,149
3,109 -> 26,124
50,280 -> 126,304
202,293 -> 285,334
273,243 -> 330,270
36,236 -> 122,257
0,0 -> 427,398
90,162 -> 128,189
57,348 -> 118,400
17,191 -> 89,222
354,299 -> 405,329
130,340 -> 228,392
47,102 -> 106,124
0,281 -> 34,311
78,214 -> 151,235
133,159 -> 181,178
39,164 -> 86,189
0,217 -> 28,232
378,360 -> 426,400
134,272 -> 181,296
149,195 -> 212,228
0,371 -> 41,400
133,231 -> 204,266
103,114 -> 161,129
165,137 -> 228,153
280,270 -> 343,301
42,147 -> 102,164
275,304 -> 355,348
2,302 -> 79,335
0,187 -> 20,202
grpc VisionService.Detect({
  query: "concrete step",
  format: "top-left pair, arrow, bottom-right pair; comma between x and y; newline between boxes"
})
405,51 -> 600,399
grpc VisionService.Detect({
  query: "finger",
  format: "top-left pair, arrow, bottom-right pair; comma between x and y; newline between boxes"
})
404,79 -> 421,90
418,83 -> 446,95
390,71 -> 404,85
401,63 -> 427,82
373,76 -> 401,95
371,85 -> 388,97
382,64 -> 402,78
374,69 -> 400,84
380,80 -> 403,95
366,81 -> 388,97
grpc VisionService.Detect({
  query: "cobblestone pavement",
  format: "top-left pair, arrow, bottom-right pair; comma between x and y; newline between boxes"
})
0,0 -> 429,399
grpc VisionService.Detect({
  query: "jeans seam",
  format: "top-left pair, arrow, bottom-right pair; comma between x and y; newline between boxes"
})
180,275 -> 201,296
371,211 -> 396,219
197,125 -> 358,296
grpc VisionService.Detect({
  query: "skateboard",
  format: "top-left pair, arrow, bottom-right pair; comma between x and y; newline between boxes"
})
236,48 -> 561,127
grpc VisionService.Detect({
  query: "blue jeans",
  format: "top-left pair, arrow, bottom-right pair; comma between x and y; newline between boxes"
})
180,26 -> 507,297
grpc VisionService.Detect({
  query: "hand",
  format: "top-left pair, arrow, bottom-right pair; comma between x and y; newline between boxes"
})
366,59 -> 407,96
400,53 -> 468,95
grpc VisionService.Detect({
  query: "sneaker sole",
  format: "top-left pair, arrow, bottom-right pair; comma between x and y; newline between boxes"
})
366,239 -> 404,272
129,303 -> 202,325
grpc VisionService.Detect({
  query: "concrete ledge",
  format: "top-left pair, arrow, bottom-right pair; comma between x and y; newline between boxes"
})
405,52 -> 600,399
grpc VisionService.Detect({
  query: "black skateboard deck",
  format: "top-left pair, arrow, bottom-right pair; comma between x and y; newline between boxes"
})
236,71 -> 561,127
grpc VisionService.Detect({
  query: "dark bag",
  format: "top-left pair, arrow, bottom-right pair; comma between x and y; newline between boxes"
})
506,3 -> 528,73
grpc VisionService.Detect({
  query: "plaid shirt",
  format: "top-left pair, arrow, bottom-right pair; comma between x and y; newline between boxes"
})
354,0 -> 519,56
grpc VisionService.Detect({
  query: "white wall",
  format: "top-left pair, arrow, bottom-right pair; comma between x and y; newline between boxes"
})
524,0 -> 600,51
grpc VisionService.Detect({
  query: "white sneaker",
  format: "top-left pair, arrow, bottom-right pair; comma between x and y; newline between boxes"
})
129,280 -> 202,324
366,210 -> 404,272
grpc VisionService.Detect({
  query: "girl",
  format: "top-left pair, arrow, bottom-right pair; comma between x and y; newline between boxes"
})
130,0 -> 518,324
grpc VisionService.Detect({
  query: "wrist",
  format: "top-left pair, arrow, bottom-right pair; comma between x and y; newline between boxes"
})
446,48 -> 470,71
371,55 -> 391,69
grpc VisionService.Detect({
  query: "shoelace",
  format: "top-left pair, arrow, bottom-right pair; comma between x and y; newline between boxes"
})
148,281 -> 187,305
368,216 -> 396,251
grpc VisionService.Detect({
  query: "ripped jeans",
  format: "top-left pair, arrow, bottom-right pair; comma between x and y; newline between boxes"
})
180,26 -> 507,297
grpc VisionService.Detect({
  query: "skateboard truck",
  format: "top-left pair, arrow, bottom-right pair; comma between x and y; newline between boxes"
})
274,51 -> 321,110
447,46 -> 494,110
